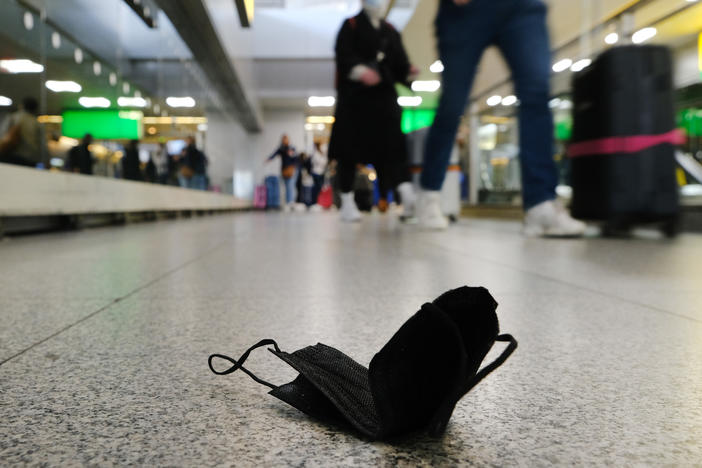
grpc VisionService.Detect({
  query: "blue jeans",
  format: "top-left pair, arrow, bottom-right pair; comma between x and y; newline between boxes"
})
179,174 -> 207,191
283,174 -> 297,204
422,0 -> 557,210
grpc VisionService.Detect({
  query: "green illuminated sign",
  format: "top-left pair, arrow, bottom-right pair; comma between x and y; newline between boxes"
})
62,110 -> 144,140
401,109 -> 436,134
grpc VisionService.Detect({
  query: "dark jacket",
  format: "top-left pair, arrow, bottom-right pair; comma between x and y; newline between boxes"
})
182,144 -> 207,176
329,11 -> 412,167
268,145 -> 298,170
122,146 -> 142,181
68,144 -> 94,175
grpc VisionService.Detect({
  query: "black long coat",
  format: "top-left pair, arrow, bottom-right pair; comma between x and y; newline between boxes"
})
328,11 -> 412,168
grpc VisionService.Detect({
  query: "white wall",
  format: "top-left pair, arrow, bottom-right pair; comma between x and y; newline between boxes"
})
205,113 -> 251,196
674,41 -> 701,89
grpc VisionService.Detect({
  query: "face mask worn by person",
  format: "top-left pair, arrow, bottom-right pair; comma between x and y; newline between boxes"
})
208,286 -> 517,440
363,0 -> 389,22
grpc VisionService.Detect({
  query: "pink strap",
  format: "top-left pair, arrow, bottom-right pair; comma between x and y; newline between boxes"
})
568,129 -> 686,158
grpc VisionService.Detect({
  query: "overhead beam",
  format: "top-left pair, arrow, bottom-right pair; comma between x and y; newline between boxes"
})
155,0 -> 262,132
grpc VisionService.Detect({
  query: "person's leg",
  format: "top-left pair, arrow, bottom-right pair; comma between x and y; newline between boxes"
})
178,175 -> 188,188
285,176 -> 296,205
337,159 -> 361,222
312,174 -> 324,204
496,0 -> 584,236
494,0 -> 557,210
421,12 -> 494,191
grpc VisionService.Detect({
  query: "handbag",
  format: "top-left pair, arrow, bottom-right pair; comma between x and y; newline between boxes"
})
180,165 -> 194,179
282,165 -> 295,179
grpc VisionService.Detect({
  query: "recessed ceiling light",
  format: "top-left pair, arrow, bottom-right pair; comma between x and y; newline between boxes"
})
0,96 -> 13,106
501,95 -> 518,106
604,32 -> 619,45
51,32 -> 61,49
166,97 -> 196,108
23,12 -> 34,31
118,97 -> 147,108
571,59 -> 592,72
93,62 -> 102,76
397,96 -> 422,107
411,80 -> 441,92
46,80 -> 82,93
79,97 -> 111,108
430,60 -> 444,73
632,27 -> 657,44
486,95 -> 502,106
0,59 -> 44,74
307,96 -> 335,107
552,59 -> 573,73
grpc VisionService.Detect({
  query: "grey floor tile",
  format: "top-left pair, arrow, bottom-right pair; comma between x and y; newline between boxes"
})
1,212 -> 701,466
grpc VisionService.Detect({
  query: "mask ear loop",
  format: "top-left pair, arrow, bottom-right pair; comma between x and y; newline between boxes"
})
464,334 -> 518,393
208,339 -> 282,390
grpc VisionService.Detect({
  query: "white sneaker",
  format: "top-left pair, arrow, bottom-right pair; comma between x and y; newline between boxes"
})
417,190 -> 449,230
340,192 -> 362,223
524,200 -> 586,237
397,182 -> 416,218
283,204 -> 292,213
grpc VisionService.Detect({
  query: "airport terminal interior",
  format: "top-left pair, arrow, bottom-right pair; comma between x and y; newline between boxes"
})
1,0 -> 701,465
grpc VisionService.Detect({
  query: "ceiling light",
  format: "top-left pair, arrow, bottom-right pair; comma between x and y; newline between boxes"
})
307,96 -> 335,107
123,83 -> 130,94
51,32 -> 61,49
118,97 -> 147,108
411,80 -> 441,92
197,123 -> 208,132
109,73 -> 117,86
549,98 -> 562,108
306,116 -> 335,124
486,95 -> 502,106
604,32 -> 619,45
316,124 -> 325,131
397,96 -> 422,107
0,96 -> 12,106
153,104 -> 161,114
559,100 -> 573,110
0,59 -> 44,74
79,97 -> 111,108
46,80 -> 82,93
430,60 -> 444,73
23,12 -> 34,30
571,59 -> 592,72
632,27 -> 657,44
552,59 -> 573,73
304,123 -> 314,131
93,62 -> 102,76
74,48 -> 83,64
166,96 -> 196,108
501,95 -> 518,106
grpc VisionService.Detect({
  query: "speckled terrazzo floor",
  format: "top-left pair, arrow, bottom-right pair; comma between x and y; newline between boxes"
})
1,212 -> 701,466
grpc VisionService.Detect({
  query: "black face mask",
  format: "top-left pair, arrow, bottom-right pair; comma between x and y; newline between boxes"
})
208,286 -> 517,440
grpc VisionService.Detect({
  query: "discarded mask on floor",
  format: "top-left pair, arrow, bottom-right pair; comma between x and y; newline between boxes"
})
208,286 -> 517,440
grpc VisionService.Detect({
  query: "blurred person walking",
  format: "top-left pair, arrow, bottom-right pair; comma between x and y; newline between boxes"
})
67,134 -> 94,175
122,140 -> 143,182
310,141 -> 328,207
329,0 -> 418,223
0,97 -> 48,168
418,0 -> 585,236
149,142 -> 170,185
266,134 -> 299,211
178,136 -> 208,191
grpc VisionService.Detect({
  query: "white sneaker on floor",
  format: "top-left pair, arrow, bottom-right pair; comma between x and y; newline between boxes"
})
283,204 -> 292,213
397,182 -> 416,219
340,192 -> 362,223
417,190 -> 449,230
524,200 -> 586,238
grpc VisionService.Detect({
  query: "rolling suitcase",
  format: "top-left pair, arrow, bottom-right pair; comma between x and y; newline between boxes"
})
265,176 -> 281,209
569,45 -> 684,236
253,185 -> 267,209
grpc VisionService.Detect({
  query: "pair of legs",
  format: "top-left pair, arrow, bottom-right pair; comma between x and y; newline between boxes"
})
179,174 -> 207,190
311,174 -> 325,205
283,173 -> 297,205
422,0 -> 558,210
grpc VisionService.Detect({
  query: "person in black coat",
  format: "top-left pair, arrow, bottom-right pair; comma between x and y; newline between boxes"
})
328,0 -> 418,222
67,133 -> 94,175
122,140 -> 142,181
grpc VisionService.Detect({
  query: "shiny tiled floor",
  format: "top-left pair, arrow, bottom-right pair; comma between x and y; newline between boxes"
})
1,212 -> 701,466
